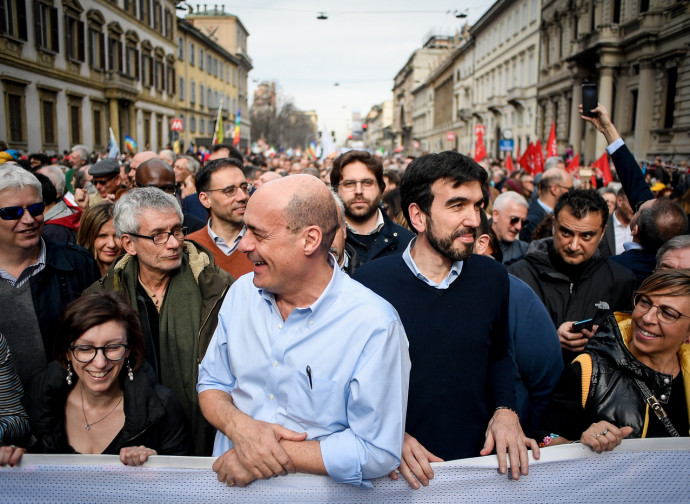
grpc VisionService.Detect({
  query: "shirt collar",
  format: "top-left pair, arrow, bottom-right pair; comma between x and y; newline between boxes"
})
346,208 -> 385,236
208,219 -> 245,254
537,198 -> 553,214
402,237 -> 463,289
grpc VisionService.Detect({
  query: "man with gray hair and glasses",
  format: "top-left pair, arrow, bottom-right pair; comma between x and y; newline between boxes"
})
86,187 -> 233,455
0,165 -> 99,387
656,235 -> 690,270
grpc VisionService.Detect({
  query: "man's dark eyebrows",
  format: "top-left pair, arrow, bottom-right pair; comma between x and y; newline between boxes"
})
444,196 -> 470,206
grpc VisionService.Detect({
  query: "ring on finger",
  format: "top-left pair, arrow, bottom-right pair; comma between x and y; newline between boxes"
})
595,433 -> 601,438
602,429 -> 609,436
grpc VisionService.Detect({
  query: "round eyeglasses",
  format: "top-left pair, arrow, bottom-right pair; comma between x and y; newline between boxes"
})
70,344 -> 129,363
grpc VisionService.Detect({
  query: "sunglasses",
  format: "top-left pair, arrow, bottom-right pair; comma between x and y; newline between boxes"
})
0,202 -> 46,220
509,216 -> 529,227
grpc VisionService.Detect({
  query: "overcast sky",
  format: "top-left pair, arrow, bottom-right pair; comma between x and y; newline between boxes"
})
186,1 -> 489,145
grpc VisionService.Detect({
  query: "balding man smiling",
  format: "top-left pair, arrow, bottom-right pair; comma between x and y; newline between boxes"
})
198,174 -> 410,488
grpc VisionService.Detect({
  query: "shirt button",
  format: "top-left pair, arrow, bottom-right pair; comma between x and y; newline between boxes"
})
278,324 -> 283,329
272,361 -> 278,367
269,394 -> 274,400
660,394 -> 667,401
663,378 -> 670,384
308,320 -> 313,325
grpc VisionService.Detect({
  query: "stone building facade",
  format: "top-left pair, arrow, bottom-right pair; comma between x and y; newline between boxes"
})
0,0 -> 178,153
538,0 -> 690,163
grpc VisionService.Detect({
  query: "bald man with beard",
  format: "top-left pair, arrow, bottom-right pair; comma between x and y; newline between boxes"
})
135,159 -> 205,233
198,174 -> 410,488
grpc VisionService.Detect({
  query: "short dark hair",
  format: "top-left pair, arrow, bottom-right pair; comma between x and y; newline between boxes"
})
637,198 -> 688,253
399,151 -> 488,228
553,189 -> 608,228
330,150 -> 385,193
384,169 -> 401,187
211,144 -> 243,161
56,291 -> 146,372
195,157 -> 244,193
478,210 -> 503,262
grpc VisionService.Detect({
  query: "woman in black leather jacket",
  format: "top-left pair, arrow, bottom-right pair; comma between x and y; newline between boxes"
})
537,269 -> 690,452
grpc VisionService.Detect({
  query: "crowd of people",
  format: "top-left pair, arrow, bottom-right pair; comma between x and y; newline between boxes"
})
0,103 -> 688,491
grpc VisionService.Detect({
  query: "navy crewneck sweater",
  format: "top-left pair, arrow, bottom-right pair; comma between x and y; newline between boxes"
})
355,254 -> 516,460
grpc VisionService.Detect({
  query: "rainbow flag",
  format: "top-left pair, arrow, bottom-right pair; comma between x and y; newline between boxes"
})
233,108 -> 241,146
124,135 -> 137,151
308,141 -> 317,159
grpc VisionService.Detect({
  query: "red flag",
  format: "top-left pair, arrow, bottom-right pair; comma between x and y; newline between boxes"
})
592,152 -> 613,185
519,143 -> 534,174
566,153 -> 580,174
505,153 -> 514,173
534,140 -> 545,174
474,125 -> 486,162
546,122 -> 557,157
516,143 -> 521,161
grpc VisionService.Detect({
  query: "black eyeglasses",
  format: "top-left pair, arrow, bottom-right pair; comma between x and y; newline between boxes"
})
633,294 -> 690,325
92,174 -> 119,186
0,202 -> 45,220
126,227 -> 188,245
205,182 -> 250,198
509,216 -> 529,227
70,344 -> 129,363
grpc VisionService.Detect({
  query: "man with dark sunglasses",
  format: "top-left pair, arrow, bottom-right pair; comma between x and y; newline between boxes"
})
0,165 -> 99,387
88,158 -> 123,204
492,191 -> 530,266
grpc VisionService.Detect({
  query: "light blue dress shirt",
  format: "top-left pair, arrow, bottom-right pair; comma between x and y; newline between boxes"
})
402,237 -> 463,289
197,261 -> 410,488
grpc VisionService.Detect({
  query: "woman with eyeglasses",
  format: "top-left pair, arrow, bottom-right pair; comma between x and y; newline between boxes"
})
536,268 -> 690,451
19,291 -> 192,464
77,202 -> 124,276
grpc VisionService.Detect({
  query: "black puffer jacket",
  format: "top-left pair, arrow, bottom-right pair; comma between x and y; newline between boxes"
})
24,361 -> 193,456
508,238 -> 637,361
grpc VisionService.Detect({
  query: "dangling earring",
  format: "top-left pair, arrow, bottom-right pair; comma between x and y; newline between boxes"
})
66,362 -> 73,386
126,358 -> 134,382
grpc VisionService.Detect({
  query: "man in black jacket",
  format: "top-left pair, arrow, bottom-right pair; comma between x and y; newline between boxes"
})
331,151 -> 413,267
509,189 -> 637,363
0,164 -> 100,386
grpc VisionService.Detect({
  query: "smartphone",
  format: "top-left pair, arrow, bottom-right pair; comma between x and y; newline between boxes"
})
571,318 -> 594,332
582,83 -> 598,117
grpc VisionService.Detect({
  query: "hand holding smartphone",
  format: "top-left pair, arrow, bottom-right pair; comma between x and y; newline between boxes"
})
571,318 -> 594,333
582,83 -> 598,118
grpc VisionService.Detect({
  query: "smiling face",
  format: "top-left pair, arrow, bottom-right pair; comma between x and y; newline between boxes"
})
552,207 -> 605,265
420,179 -> 483,262
630,293 -> 690,368
120,208 -> 184,276
238,184 -> 303,296
93,218 -> 122,269
199,166 -> 248,228
68,320 -> 129,395
492,201 -> 528,242
0,186 -> 44,253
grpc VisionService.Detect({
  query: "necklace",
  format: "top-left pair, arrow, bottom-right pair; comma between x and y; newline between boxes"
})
79,382 -> 124,431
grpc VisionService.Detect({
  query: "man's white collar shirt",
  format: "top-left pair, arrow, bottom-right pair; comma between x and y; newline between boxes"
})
612,212 -> 633,256
346,208 -> 384,236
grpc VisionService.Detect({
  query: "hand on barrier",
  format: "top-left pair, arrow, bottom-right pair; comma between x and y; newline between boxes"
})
0,445 -> 25,467
481,408 -> 540,481
389,432 -> 444,490
230,414 -> 307,480
212,448 -> 259,487
581,421 -> 633,453
119,446 -> 157,466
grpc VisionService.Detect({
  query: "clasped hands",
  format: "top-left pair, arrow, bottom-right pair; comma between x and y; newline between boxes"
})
213,415 -> 307,488
390,409 -> 539,489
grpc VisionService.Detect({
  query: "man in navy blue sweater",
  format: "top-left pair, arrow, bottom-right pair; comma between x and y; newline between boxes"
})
355,151 -> 538,488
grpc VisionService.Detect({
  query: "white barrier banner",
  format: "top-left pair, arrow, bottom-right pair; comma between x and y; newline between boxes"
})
2,439 -> 688,503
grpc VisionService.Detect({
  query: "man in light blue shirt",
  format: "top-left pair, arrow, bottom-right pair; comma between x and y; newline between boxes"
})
198,174 -> 410,489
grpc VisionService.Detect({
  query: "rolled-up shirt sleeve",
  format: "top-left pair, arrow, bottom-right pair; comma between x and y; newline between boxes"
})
320,319 -> 410,488
197,310 -> 235,395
